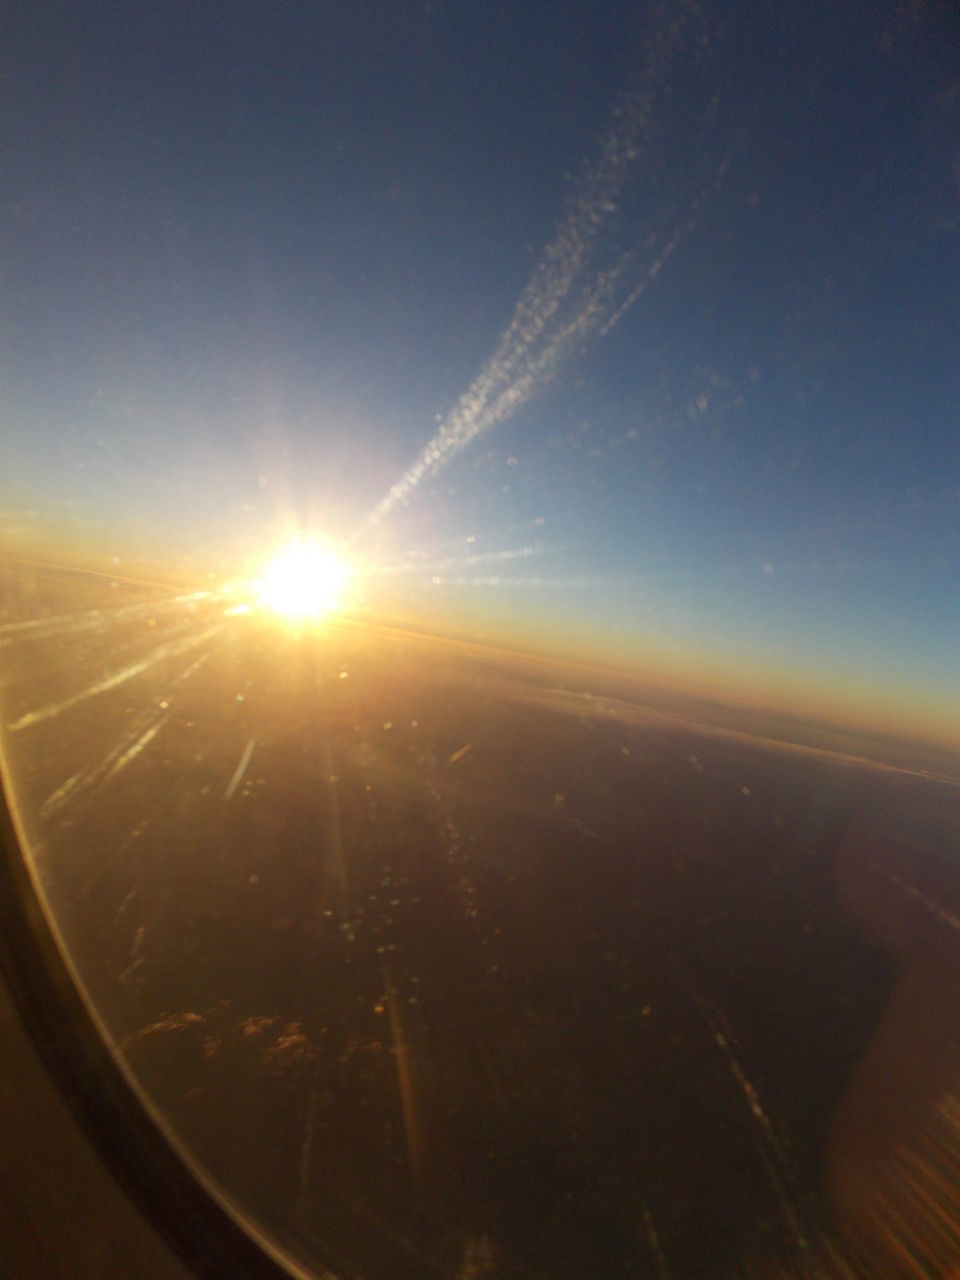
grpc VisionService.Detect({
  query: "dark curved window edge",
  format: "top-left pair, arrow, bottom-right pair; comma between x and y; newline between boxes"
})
0,774 -> 329,1280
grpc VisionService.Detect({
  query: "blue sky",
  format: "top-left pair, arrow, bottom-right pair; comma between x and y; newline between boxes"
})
2,1 -> 959,734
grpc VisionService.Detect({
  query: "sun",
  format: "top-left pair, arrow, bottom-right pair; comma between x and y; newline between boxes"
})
259,538 -> 351,620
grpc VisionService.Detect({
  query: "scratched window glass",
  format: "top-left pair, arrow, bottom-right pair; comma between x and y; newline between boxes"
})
2,4 -> 959,1277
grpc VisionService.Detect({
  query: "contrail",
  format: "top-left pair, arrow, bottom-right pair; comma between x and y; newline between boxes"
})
359,1 -> 713,533
421,573 -> 627,589
371,544 -> 545,576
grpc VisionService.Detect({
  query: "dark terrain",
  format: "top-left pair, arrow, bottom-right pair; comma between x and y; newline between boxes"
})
2,563 -> 959,1278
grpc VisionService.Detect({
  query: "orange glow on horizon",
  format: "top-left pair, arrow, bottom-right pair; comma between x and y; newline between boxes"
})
1,533 -> 957,751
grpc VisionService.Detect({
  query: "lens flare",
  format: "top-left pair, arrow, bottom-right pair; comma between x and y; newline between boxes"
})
259,539 -> 351,620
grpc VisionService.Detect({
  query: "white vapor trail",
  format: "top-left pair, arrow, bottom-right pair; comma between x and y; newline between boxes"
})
372,545 -> 545,576
361,1 -> 713,532
426,574 -> 627,590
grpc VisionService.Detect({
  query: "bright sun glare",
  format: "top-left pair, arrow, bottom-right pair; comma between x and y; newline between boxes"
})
259,539 -> 351,620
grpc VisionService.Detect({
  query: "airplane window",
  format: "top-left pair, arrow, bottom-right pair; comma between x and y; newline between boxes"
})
2,2 -> 959,1277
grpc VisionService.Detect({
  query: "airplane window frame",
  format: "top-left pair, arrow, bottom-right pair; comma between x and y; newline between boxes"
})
0,774 -> 317,1280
